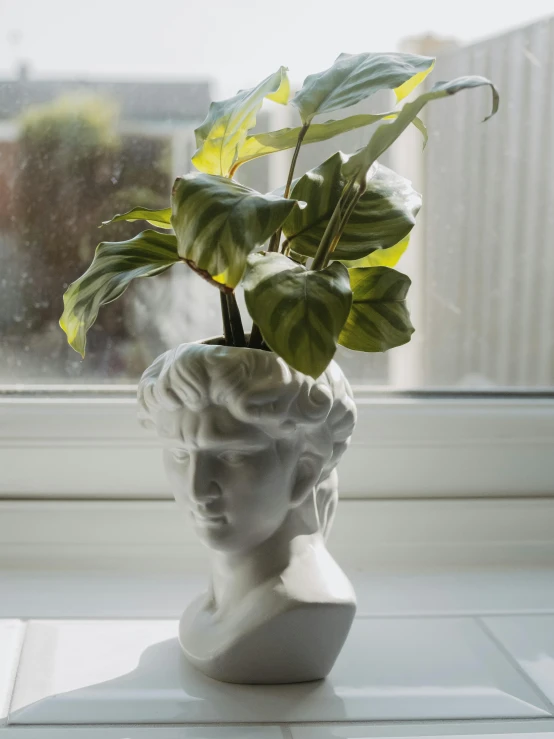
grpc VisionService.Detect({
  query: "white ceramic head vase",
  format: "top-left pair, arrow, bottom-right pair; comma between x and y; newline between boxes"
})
138,341 -> 357,684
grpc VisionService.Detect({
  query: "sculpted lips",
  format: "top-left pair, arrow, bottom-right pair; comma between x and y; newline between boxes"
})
191,501 -> 228,527
193,512 -> 228,528
196,514 -> 228,528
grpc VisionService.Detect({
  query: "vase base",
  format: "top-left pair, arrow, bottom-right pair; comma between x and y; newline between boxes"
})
179,598 -> 357,685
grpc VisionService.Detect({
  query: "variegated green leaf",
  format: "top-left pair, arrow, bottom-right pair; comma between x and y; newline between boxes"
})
192,66 -> 289,176
102,206 -> 172,229
339,266 -> 414,352
283,152 -> 420,260
233,111 -> 427,172
60,230 -> 179,356
244,252 -> 352,378
292,52 -> 435,123
343,76 -> 499,183
171,173 -> 301,291
340,235 -> 410,268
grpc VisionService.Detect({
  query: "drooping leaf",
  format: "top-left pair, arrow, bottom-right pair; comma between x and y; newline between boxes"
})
343,76 -> 499,184
235,112 -> 394,171
341,235 -> 410,268
192,66 -> 289,176
410,115 -> 428,149
243,252 -> 352,378
101,206 -> 172,229
283,152 -> 421,260
292,52 -> 435,123
339,266 -> 414,352
171,173 -> 302,291
232,111 -> 427,172
60,230 -> 179,357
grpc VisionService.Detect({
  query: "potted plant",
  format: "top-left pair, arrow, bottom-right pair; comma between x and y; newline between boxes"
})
61,52 -> 498,684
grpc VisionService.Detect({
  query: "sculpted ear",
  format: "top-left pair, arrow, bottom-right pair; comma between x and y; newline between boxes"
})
290,453 -> 321,507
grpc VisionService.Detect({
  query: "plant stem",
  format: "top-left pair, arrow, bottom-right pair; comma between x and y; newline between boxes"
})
267,122 -> 310,254
254,124 -> 311,345
324,184 -> 366,266
226,292 -> 246,347
267,229 -> 281,254
249,322 -> 264,349
220,291 -> 233,345
311,201 -> 344,271
284,122 -> 309,199
311,180 -> 365,270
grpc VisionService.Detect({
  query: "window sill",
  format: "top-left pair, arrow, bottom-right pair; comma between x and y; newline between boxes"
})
1,569 -> 554,736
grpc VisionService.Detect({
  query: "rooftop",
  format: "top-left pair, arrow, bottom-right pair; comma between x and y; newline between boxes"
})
0,69 -> 211,124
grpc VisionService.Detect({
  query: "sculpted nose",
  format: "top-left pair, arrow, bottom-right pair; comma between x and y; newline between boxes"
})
190,453 -> 220,502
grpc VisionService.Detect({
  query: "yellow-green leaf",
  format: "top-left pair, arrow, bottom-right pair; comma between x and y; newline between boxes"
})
192,66 -> 289,177
171,173 -> 301,291
341,235 -> 410,268
339,266 -> 414,352
244,252 -> 352,378
394,60 -> 435,102
101,206 -> 172,229
232,111 -> 427,172
292,52 -> 435,123
60,230 -> 179,356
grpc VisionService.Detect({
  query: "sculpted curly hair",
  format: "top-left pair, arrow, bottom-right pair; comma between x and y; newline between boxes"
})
138,341 -> 356,537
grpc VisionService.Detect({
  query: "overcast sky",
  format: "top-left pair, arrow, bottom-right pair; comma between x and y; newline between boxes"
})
0,0 -> 553,96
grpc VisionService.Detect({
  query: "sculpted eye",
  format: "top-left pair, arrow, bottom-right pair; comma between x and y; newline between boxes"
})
171,449 -> 190,463
218,450 -> 248,466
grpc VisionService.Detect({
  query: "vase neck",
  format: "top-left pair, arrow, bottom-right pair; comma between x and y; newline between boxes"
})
209,513 -> 324,613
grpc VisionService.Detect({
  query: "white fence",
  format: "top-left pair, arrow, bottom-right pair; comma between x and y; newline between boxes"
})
420,16 -> 554,388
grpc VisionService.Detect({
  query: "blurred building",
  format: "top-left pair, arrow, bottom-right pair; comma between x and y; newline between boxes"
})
0,63 -> 210,125
0,64 -> 210,188
0,67 -> 214,381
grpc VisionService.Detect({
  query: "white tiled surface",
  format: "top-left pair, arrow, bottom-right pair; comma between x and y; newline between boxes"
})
483,615 -> 554,709
0,621 -> 23,725
4,570 -> 554,735
0,732 -> 260,739
290,721 -> 554,738
8,617 -> 552,725
1,729 -> 554,739
2,570 -> 554,619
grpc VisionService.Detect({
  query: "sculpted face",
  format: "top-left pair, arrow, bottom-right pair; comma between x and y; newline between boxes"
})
161,404 -> 300,554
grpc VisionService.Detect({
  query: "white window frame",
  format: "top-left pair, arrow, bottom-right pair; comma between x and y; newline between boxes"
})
1,388 -> 554,569
1,388 -> 553,499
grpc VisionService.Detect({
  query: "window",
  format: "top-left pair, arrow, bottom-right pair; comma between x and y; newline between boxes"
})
0,2 -> 553,512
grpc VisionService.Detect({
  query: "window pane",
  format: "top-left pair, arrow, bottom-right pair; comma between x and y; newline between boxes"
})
0,1 -> 552,387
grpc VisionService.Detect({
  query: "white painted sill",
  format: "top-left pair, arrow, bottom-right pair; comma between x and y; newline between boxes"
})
2,570 -> 554,737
